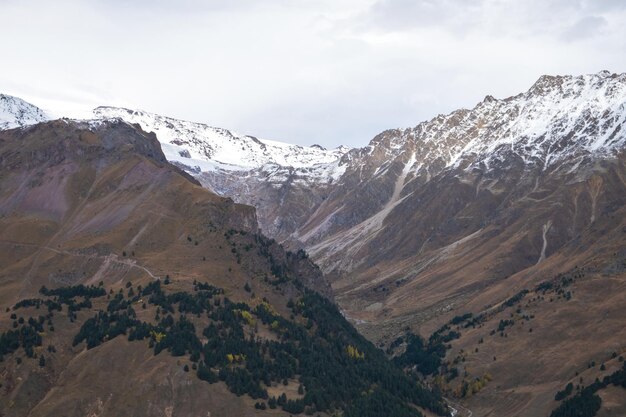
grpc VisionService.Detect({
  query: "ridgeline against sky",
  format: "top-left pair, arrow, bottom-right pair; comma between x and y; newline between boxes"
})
1,0 -> 625,148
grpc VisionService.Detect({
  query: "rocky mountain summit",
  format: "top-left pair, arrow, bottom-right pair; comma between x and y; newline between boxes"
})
92,105 -> 349,175
0,94 -> 48,130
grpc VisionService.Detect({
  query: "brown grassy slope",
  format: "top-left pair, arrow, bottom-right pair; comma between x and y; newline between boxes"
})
0,120 -> 330,416
317,152 -> 626,416
0,120 -> 329,302
329,154 -> 626,336
443,270 -> 625,417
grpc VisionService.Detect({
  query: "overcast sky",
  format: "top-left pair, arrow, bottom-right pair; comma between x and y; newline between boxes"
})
1,0 -> 625,148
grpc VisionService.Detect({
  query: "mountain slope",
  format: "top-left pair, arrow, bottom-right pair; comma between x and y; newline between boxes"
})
0,94 -> 48,130
291,71 -> 626,417
295,71 -> 626,254
0,120 -> 447,417
139,71 -> 626,417
3,70 -> 624,416
91,106 -> 350,238
97,73 -> 626,249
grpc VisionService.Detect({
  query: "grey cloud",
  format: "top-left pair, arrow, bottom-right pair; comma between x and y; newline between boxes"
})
362,0 -> 482,32
585,0 -> 626,12
560,15 -> 607,41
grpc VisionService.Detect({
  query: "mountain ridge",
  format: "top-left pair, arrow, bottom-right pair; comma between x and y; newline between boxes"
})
0,93 -> 48,130
92,105 -> 350,172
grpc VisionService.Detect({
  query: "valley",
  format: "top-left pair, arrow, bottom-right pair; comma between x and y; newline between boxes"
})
0,70 -> 625,416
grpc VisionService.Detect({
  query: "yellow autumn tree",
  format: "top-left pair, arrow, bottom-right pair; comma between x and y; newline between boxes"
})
150,330 -> 166,343
346,345 -> 365,360
234,309 -> 256,326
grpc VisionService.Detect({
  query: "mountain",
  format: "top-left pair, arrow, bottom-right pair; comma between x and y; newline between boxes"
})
2,70 -> 624,416
0,94 -> 49,130
0,120 -> 448,417
91,107 -> 350,238
92,106 -> 348,173
295,71 -> 626,275
262,71 -> 626,416
91,71 -> 626,416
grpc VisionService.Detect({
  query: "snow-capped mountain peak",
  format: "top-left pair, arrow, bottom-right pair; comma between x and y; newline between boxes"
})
362,71 -> 626,181
0,94 -> 49,130
93,106 -> 349,174
452,71 -> 626,168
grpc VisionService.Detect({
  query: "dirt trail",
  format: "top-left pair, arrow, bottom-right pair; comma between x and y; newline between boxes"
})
1,240 -> 161,293
445,398 -> 473,417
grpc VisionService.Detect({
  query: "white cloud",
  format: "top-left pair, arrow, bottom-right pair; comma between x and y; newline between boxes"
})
0,0 -> 625,147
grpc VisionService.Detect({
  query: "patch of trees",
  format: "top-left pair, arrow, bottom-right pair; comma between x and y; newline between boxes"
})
550,388 -> 601,417
450,313 -> 473,325
290,292 -> 449,416
197,361 -> 219,383
389,315 -> 466,380
455,374 -> 492,398
153,315 -> 201,357
555,382 -> 573,400
550,362 -> 626,417
0,321 -> 43,359
253,234 -> 293,286
393,333 -> 446,376
503,289 -> 529,308
537,272 -> 576,294
73,309 -> 140,349
5,281 -> 450,417
344,389 -> 430,417
497,319 -> 514,332
13,298 -> 44,310
463,313 -> 485,328
38,284 -> 105,315
107,293 -> 131,312
40,284 -> 106,300
142,279 -> 222,315
218,367 -> 267,399
197,290 -> 448,416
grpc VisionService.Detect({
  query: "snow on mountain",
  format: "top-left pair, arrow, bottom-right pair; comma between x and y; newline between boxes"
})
4,70 -> 618,201
452,70 -> 626,168
87,71 -> 624,251
0,94 -> 49,130
92,106 -> 349,177
279,71 -> 626,259
373,71 -> 626,181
